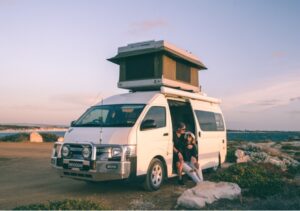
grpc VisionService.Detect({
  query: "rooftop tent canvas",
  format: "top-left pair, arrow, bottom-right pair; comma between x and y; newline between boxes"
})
108,40 -> 207,92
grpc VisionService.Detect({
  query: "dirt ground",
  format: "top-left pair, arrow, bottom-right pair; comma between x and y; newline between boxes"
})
0,142 -> 195,209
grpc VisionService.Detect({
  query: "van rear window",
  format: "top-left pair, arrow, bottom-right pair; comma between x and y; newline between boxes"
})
195,110 -> 225,131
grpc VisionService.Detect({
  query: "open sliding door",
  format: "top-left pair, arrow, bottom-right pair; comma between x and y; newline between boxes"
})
189,99 -> 226,169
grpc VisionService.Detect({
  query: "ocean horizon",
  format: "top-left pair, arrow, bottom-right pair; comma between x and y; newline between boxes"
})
0,130 -> 300,142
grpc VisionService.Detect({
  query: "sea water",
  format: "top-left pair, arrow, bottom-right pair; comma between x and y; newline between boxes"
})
0,131 -> 66,138
1,131 -> 299,142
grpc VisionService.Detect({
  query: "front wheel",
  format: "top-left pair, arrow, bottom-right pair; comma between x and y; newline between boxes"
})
143,158 -> 165,191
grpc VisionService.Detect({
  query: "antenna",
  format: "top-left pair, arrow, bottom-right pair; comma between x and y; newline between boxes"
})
99,97 -> 103,144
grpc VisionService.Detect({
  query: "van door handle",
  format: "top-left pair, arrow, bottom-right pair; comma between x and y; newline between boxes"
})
163,133 -> 169,136
198,132 -> 201,137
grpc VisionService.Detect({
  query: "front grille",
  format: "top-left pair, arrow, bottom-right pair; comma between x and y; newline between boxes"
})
69,144 -> 84,160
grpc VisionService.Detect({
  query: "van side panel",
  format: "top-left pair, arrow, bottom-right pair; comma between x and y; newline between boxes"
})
135,94 -> 173,176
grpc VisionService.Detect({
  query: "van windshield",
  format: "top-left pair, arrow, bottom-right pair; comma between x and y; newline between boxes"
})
73,104 -> 145,127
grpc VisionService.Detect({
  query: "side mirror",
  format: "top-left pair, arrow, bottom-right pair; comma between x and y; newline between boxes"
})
141,119 -> 157,130
70,120 -> 76,127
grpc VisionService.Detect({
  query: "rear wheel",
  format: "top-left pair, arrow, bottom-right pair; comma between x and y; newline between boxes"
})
143,158 -> 165,191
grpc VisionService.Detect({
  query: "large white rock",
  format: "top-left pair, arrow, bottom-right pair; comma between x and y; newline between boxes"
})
29,132 -> 43,143
177,181 -> 241,209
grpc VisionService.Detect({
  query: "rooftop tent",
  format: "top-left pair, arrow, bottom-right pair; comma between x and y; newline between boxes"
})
108,40 -> 207,92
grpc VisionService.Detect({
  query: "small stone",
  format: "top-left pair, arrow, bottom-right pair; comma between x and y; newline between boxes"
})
57,137 -> 64,142
30,132 -> 43,143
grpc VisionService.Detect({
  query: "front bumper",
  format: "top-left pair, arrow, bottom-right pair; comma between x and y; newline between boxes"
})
51,157 -> 131,181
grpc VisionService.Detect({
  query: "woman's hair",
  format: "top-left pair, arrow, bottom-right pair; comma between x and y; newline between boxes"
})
184,131 -> 195,142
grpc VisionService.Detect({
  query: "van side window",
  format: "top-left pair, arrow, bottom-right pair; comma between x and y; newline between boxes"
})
195,110 -> 224,131
142,106 -> 166,129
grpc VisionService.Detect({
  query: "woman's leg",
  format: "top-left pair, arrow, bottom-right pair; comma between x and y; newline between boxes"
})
182,162 -> 201,183
191,157 -> 203,181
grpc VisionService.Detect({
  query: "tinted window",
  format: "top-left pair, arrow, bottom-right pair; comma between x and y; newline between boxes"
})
195,110 -> 225,131
176,62 -> 191,83
142,106 -> 166,129
125,54 -> 155,80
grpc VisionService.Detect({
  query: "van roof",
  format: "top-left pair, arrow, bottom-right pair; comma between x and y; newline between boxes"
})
95,87 -> 220,106
98,91 -> 159,105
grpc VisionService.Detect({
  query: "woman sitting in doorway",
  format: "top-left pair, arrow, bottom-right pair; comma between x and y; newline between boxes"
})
182,131 -> 203,184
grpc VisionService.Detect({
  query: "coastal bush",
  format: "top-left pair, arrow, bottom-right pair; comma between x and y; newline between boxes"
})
226,148 -> 236,163
0,133 -> 29,142
281,145 -> 300,151
211,163 -> 284,197
40,133 -> 59,142
13,199 -> 105,210
287,165 -> 300,177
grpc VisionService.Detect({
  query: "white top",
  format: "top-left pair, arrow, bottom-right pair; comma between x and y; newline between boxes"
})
117,40 -> 200,63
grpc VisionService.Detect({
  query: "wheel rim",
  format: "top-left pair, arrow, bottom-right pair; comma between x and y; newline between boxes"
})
151,163 -> 163,188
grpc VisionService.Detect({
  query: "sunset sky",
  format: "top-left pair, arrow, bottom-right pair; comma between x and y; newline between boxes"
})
0,0 -> 299,130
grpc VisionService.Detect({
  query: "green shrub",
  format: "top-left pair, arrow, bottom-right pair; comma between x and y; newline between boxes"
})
211,163 -> 284,197
281,145 -> 300,151
40,133 -> 59,142
13,199 -> 105,210
226,148 -> 236,163
0,133 -> 29,142
287,165 -> 300,177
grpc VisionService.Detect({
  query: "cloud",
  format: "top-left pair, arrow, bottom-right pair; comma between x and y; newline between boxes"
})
253,99 -> 281,107
128,19 -> 169,34
222,73 -> 300,112
272,51 -> 286,59
290,96 -> 300,102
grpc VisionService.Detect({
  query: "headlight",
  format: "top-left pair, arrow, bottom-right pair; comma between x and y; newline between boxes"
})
111,147 -> 122,157
82,146 -> 91,159
62,145 -> 70,157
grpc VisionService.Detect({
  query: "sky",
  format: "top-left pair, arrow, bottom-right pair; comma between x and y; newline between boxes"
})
0,0 -> 299,130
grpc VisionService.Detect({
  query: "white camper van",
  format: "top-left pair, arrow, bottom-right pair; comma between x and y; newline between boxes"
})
51,41 -> 227,191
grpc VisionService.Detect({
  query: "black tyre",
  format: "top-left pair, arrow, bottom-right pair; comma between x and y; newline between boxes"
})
143,158 -> 165,191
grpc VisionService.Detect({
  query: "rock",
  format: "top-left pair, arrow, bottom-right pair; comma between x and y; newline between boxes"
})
237,155 -> 251,163
249,151 -> 269,163
236,142 -> 300,170
235,149 -> 251,163
57,137 -> 64,142
235,149 -> 245,157
177,181 -> 241,209
29,132 -> 43,143
266,157 -> 286,170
